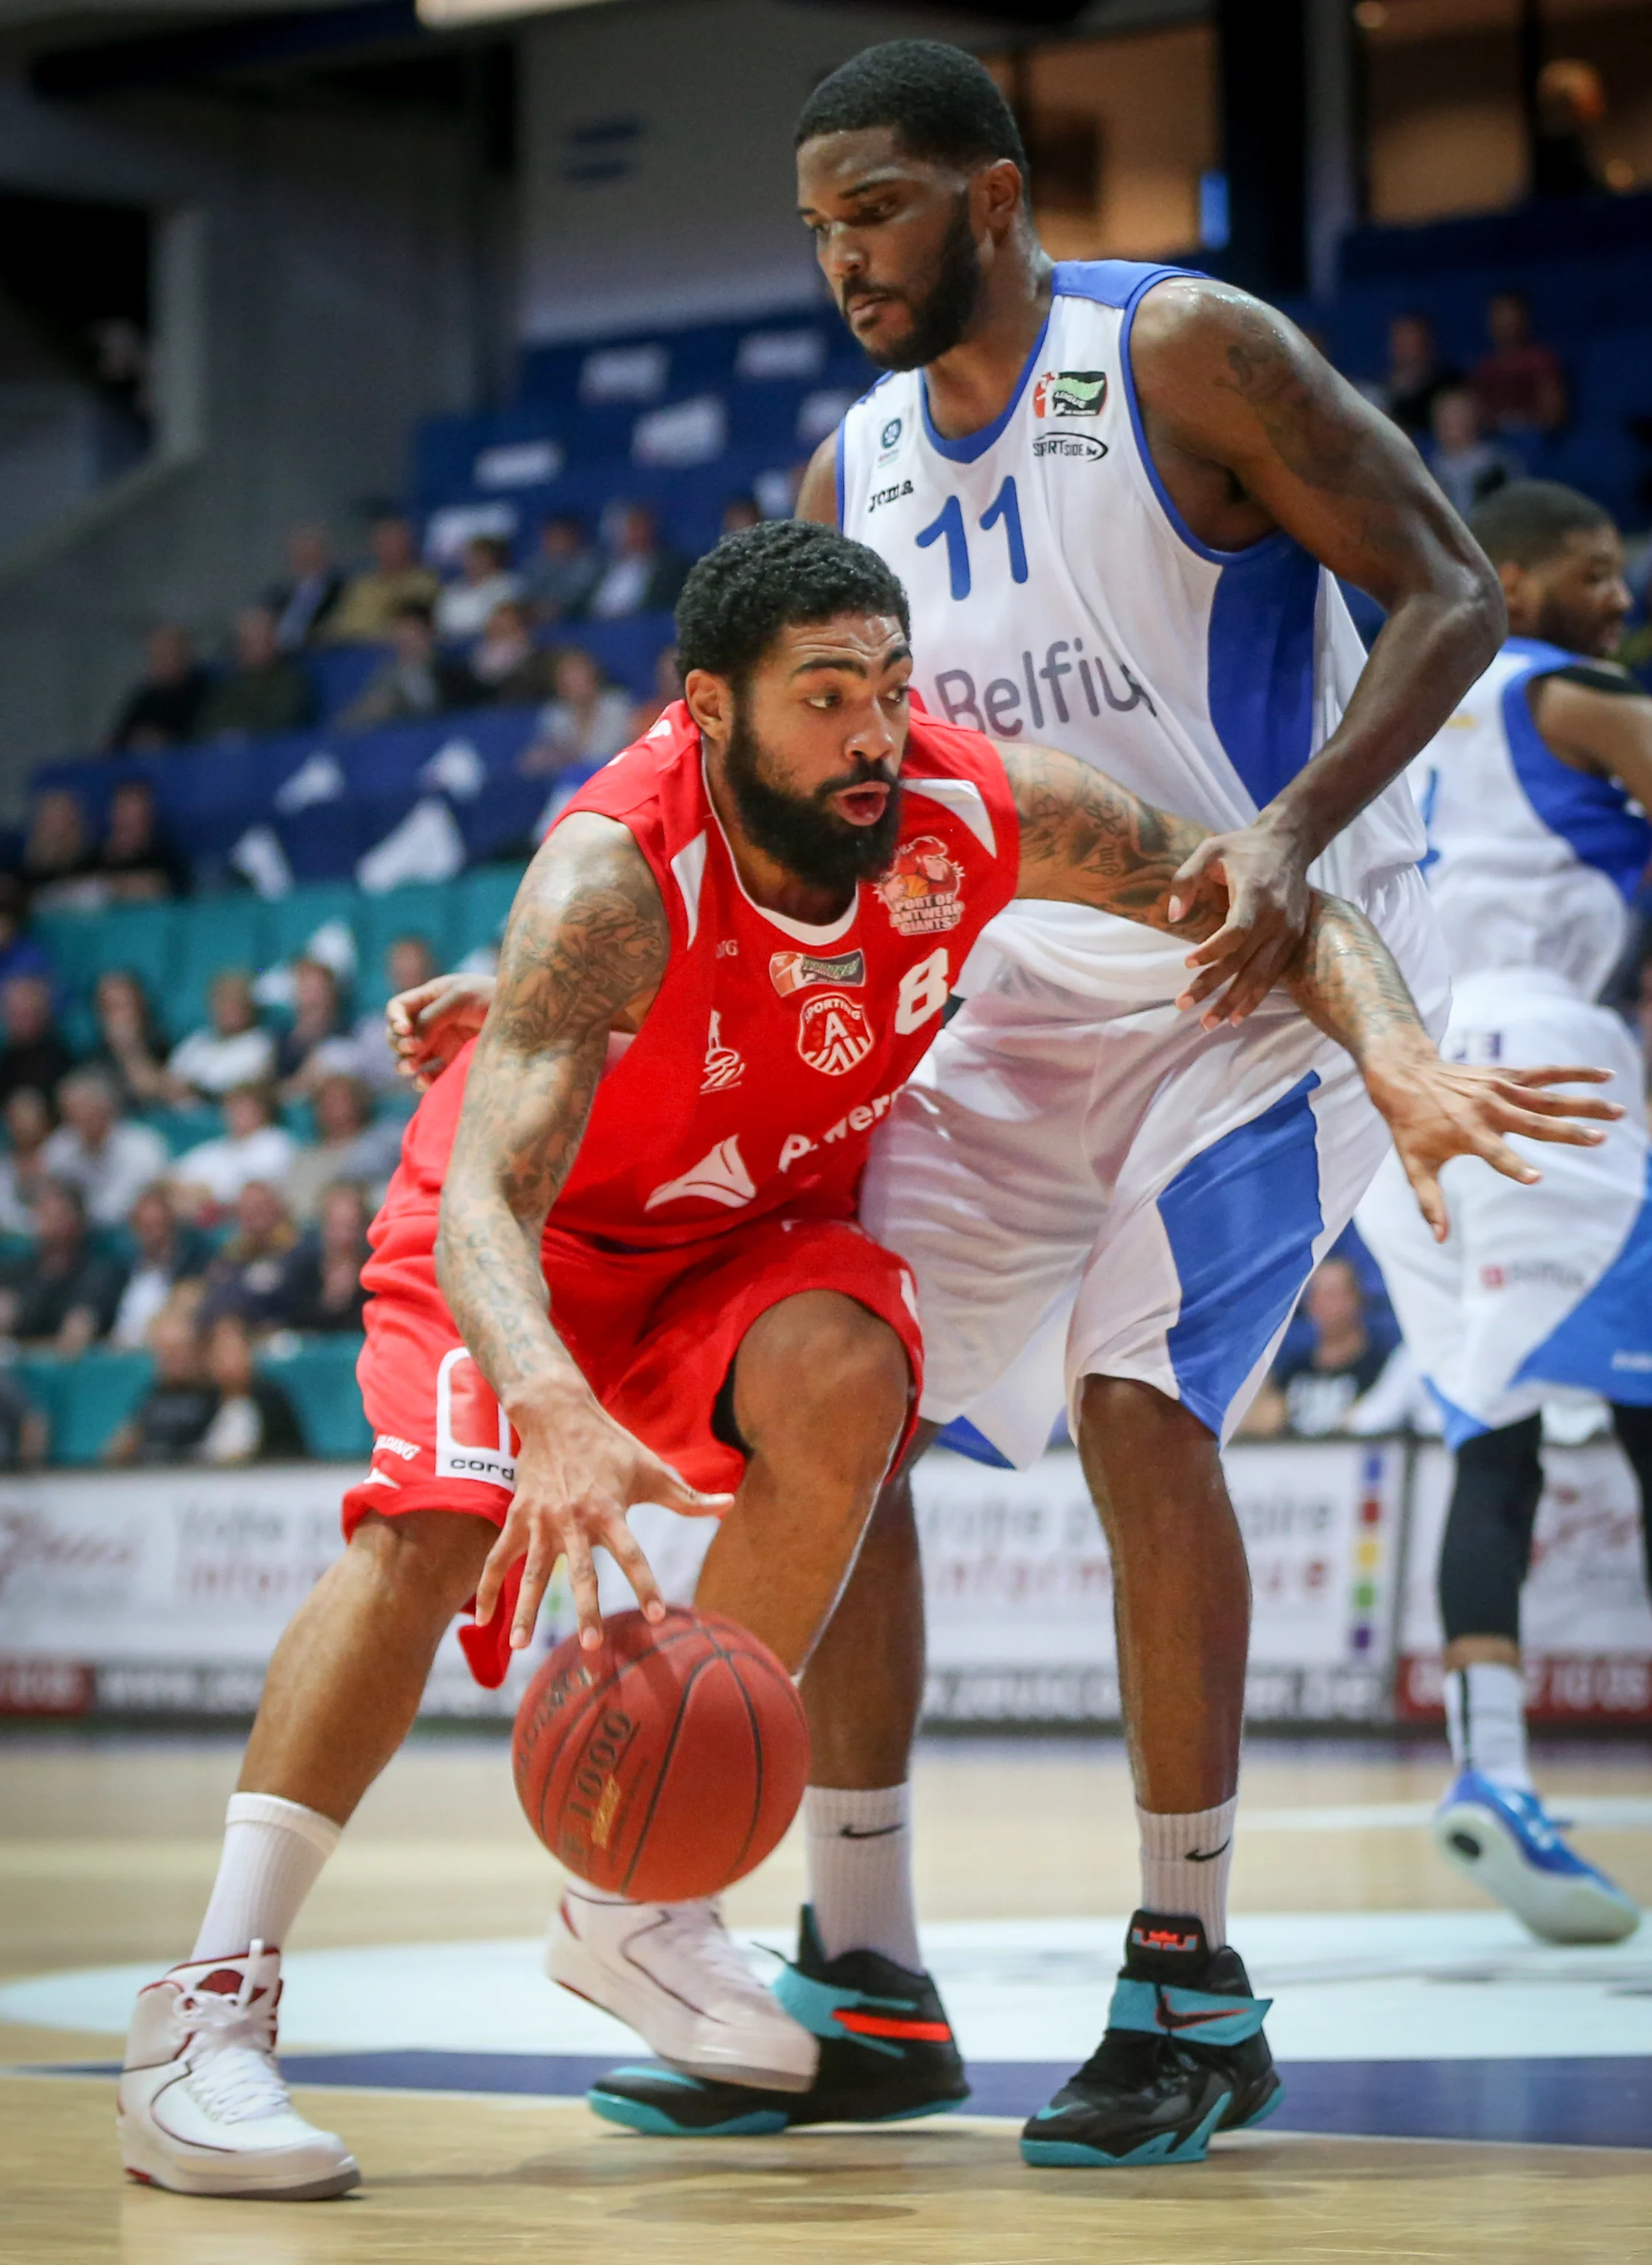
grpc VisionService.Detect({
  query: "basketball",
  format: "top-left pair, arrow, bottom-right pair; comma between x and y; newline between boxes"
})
512,1605 -> 811,1902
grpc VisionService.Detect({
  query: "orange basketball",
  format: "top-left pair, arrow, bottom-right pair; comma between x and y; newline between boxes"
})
512,1605 -> 810,1902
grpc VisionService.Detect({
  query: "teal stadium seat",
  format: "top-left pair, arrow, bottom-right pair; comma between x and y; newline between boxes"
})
262,1336 -> 371,1460
20,1349 -> 153,1466
168,899 -> 271,1043
351,882 -> 458,1008
266,883 -> 362,972
38,902 -> 181,1010
453,864 -> 526,963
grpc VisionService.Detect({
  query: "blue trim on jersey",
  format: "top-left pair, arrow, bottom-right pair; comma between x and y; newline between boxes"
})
1206,539 -> 1323,812
1424,1377 -> 1491,1452
919,311 -> 1050,464
1511,1155 -> 1652,1405
934,1414 -> 1016,1469
1499,637 -> 1652,901
1157,1073 -> 1325,1435
1052,256 -> 1195,310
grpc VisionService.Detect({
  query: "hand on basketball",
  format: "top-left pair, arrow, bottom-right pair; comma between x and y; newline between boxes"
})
386,973 -> 497,1089
474,1392 -> 734,1652
1170,817 -> 1314,1029
1373,1058 -> 1622,1242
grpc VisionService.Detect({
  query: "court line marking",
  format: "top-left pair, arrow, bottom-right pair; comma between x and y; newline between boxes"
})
1242,1798 -> 1652,1832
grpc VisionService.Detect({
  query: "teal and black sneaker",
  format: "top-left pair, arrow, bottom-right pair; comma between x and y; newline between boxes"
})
587,1906 -> 969,2136
1021,1910 -> 1280,2168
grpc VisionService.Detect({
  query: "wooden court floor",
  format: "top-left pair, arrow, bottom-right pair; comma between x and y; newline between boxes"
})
3,1731 -> 1650,2264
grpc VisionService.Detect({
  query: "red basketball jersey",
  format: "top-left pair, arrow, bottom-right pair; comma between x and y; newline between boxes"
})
379,700 -> 1020,1253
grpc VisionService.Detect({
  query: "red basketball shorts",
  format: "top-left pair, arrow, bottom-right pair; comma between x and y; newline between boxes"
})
340,1208 -> 924,1549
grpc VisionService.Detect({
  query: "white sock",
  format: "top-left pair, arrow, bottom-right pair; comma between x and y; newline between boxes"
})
1444,1661 -> 1533,1791
805,1784 -> 922,1970
1136,1798 -> 1237,1948
190,1793 -> 343,1962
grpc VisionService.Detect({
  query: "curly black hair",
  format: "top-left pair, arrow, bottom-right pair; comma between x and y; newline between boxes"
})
795,39 -> 1029,176
1470,478 -> 1612,568
673,520 -> 910,687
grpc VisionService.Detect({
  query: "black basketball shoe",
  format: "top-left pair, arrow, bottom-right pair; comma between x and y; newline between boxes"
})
587,1906 -> 970,2136
1021,1910 -> 1281,2168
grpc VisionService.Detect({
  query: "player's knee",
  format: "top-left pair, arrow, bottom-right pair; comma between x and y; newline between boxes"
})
746,1295 -> 911,1468
347,1508 -> 493,1616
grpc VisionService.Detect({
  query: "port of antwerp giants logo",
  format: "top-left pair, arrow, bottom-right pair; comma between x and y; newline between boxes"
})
797,991 -> 876,1075
875,836 -> 963,936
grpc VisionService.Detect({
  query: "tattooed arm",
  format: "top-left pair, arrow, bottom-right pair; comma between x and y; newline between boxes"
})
1004,739 -> 1619,1238
1126,279 -> 1505,1022
436,814 -> 732,1650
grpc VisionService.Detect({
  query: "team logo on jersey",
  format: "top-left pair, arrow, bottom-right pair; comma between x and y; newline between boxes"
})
644,1135 -> 757,1211
875,836 -> 964,936
797,991 -> 877,1076
868,478 -> 914,512
435,1349 -> 516,1490
1033,433 -> 1108,463
699,1009 -> 744,1092
881,416 -> 903,449
1033,368 -> 1107,417
770,947 -> 867,997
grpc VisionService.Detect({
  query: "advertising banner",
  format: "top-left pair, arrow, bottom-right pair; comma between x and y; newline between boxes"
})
1396,1437 -> 1652,1723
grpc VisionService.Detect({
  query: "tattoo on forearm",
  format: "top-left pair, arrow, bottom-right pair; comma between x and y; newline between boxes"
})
1285,897 -> 1423,1064
436,820 -> 670,1403
1005,742 -> 1214,932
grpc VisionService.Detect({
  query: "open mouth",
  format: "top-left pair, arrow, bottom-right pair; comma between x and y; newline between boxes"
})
832,783 -> 892,826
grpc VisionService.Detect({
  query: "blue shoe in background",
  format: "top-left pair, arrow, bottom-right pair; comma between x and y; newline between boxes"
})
1432,1768 -> 1640,1944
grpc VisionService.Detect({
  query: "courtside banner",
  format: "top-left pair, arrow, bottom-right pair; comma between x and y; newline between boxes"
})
1396,1437 -> 1652,1724
914,1440 -> 1407,1725
0,1465 -> 550,1719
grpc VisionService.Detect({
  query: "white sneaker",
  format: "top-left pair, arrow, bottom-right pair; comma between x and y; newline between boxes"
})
547,1886 -> 819,2092
118,1944 -> 360,2199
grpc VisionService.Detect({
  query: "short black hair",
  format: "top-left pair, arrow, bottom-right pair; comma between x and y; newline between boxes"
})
795,40 -> 1029,177
1470,479 -> 1613,568
674,521 -> 909,687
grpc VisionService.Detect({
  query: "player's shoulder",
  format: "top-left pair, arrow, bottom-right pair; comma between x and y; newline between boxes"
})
1050,257 -> 1200,313
555,703 -> 703,831
901,702 -> 1018,859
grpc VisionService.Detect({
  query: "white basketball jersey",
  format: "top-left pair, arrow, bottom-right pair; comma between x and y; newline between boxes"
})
837,259 -> 1425,1001
1409,636 -> 1652,1002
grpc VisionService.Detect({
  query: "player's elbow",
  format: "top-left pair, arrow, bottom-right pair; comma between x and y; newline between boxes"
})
1449,544 -> 1508,672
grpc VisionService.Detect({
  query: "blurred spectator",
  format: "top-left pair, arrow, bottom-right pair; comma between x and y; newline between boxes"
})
1381,313 -> 1461,439
0,976 -> 74,1110
1427,389 -> 1521,521
197,1181 -> 302,1330
0,1178 -> 126,1353
0,1089 -> 55,1235
1471,292 -> 1567,436
347,935 -> 433,1090
43,1069 -> 169,1227
629,645 -> 684,739
472,601 -> 561,705
721,494 -> 763,536
22,789 -> 100,914
281,1181 -> 371,1334
1242,1259 -> 1387,1439
197,1313 -> 304,1464
325,513 -> 440,644
523,513 -> 599,624
339,601 -> 478,731
197,606 -> 318,743
97,779 -> 189,904
275,957 -> 349,1092
110,1184 -> 211,1348
435,535 -> 523,642
268,525 -> 345,651
0,876 -> 51,992
284,1075 -> 402,1220
106,625 -> 210,753
1535,57 -> 1608,200
170,1086 -> 297,1217
105,1296 -> 216,1466
519,648 -> 638,777
166,971 -> 275,1101
88,969 -> 171,1111
0,1367 -> 46,1470
589,503 -> 687,621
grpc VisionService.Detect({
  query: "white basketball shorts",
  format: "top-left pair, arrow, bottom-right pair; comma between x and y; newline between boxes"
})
860,865 -> 1449,1466
1355,966 -> 1652,1448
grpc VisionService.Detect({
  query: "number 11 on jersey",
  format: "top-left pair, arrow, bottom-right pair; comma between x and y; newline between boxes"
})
916,477 -> 1028,601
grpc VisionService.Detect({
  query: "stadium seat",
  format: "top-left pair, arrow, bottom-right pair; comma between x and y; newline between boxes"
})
168,900 -> 272,1041
352,883 -> 458,1006
262,1336 -> 372,1459
453,864 -> 527,960
21,1348 -> 153,1465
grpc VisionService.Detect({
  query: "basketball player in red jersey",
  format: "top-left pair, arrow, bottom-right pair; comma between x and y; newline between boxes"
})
116,524 -> 1610,2199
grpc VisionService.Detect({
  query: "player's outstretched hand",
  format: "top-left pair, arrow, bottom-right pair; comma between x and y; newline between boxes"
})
1170,814 -> 1314,1029
386,971 -> 498,1089
473,1389 -> 734,1654
1373,1059 -> 1622,1243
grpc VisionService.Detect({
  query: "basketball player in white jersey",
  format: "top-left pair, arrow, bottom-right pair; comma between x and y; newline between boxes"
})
1357,483 -> 1651,1947
589,41 -> 1507,2165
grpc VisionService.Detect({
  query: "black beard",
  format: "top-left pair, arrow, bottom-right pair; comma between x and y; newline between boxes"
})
723,708 -> 903,896
853,194 -> 982,373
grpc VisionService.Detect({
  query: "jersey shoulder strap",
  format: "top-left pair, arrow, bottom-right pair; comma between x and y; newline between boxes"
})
550,703 -> 707,952
901,704 -> 1021,899
1051,257 -> 1200,310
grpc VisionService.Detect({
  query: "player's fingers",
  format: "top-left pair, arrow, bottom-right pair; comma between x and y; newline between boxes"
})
1482,1105 -> 1606,1148
1214,937 -> 1292,1027
1466,1123 -> 1541,1186
1166,839 -> 1225,926
512,1533 -> 554,1651
654,1467 -> 736,1520
562,1524 -> 604,1651
601,1512 -> 665,1623
472,1520 -> 522,1627
1503,1062 -> 1614,1086
1485,1082 -> 1621,1122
